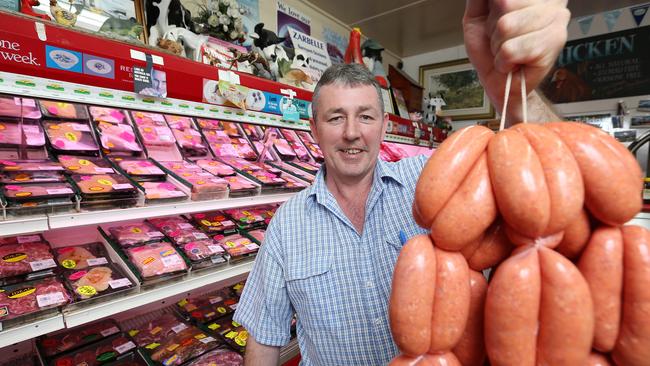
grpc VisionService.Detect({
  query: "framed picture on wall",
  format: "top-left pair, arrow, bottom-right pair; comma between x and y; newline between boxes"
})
380,88 -> 395,115
419,59 -> 494,121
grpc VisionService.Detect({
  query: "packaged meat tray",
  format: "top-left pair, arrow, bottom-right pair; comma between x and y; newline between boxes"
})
296,131 -> 324,162
0,170 -> 66,184
64,263 -> 134,301
58,155 -> 115,175
240,124 -> 263,141
89,107 -> 129,124
37,318 -> 121,357
48,333 -> 137,366
147,216 -> 210,245
103,351 -> 148,366
213,233 -> 259,260
0,96 -> 41,119
190,211 -> 237,234
127,312 -> 189,348
114,159 -> 166,182
219,121 -> 242,137
43,121 -> 100,154
0,233 -> 45,245
0,120 -> 45,147
201,129 -> 231,144
96,122 -> 143,154
124,241 -> 188,280
164,115 -> 209,157
269,162 -> 315,183
279,128 -> 311,161
175,240 -> 227,270
286,160 -> 320,175
184,347 -> 243,366
0,238 -> 56,280
195,118 -> 222,131
196,159 -> 235,177
0,353 -> 40,366
131,111 -> 175,147
265,128 -> 296,161
144,324 -> 220,366
230,281 -> 246,297
55,242 -> 111,270
159,161 -> 228,201
107,222 -> 165,247
70,174 -> 139,206
223,174 -> 260,197
244,229 -> 266,244
2,182 -> 75,201
0,276 -> 71,321
141,181 -> 188,203
224,206 -> 275,229
176,288 -> 233,319
179,296 -> 237,324
204,316 -> 248,354
39,100 -> 89,120
0,159 -> 64,172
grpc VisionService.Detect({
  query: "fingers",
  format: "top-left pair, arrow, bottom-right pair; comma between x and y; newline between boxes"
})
464,0 -> 489,20
488,5 -> 556,56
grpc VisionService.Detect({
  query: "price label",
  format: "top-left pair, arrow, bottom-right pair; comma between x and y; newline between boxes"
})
193,232 -> 208,240
245,243 -> 260,251
114,341 -> 136,354
109,278 -> 132,289
211,256 -> 226,264
178,223 -> 194,229
209,296 -> 223,304
161,255 -> 182,267
100,326 -> 120,337
165,190 -> 186,197
229,302 -> 239,310
61,259 -> 76,269
199,336 -> 216,344
95,167 -> 114,173
172,323 -> 188,334
208,245 -> 224,254
112,184 -> 133,190
86,257 -> 108,266
159,135 -> 172,141
72,124 -> 90,132
29,258 -> 57,271
36,291 -> 65,307
16,235 -> 41,244
47,188 -> 73,195
22,125 -> 40,133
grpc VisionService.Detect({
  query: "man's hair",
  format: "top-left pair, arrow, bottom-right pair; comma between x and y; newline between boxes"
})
311,63 -> 384,120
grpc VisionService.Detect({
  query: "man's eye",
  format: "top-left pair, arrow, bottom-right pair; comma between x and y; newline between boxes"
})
360,115 -> 374,121
328,116 -> 343,122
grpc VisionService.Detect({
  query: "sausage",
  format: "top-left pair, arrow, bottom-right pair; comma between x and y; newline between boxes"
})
431,152 -> 497,251
414,125 -> 493,227
465,220 -> 513,271
485,248 -> 540,366
512,124 -> 584,234
537,247 -> 594,366
555,209 -> 591,259
545,122 -> 641,226
429,249 -> 470,353
453,270 -> 487,366
612,225 -> 650,366
504,226 -> 564,249
390,235 -> 437,356
418,353 -> 462,366
487,129 -> 550,238
389,355 -> 424,366
413,204 -> 427,228
577,227 -> 623,352
585,352 -> 613,366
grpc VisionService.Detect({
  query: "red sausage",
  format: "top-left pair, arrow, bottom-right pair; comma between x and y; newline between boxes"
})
585,352 -> 613,366
466,220 -> 513,271
577,226 -> 623,353
612,225 -> 650,366
555,209 -> 591,259
537,247 -> 594,366
418,353 -> 462,366
429,249 -> 470,353
485,248 -> 540,366
512,124 -> 584,234
390,235 -> 437,356
453,270 -> 487,366
389,355 -> 424,366
431,152 -> 497,251
504,226 -> 564,248
487,129 -> 550,238
414,125 -> 493,227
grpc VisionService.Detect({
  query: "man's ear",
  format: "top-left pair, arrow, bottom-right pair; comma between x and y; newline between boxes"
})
309,118 -> 319,144
381,112 -> 389,141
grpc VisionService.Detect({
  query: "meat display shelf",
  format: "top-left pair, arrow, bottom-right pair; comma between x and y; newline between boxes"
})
48,193 -> 295,229
0,216 -> 50,236
0,313 -> 65,349
62,260 -> 253,328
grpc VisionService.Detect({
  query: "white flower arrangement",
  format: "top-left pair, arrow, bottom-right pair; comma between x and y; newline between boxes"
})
194,0 -> 246,42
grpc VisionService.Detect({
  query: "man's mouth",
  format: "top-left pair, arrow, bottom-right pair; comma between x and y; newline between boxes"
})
341,148 -> 363,155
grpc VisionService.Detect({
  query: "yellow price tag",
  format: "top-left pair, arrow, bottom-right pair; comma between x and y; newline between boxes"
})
76,285 -> 97,296
98,179 -> 113,186
226,241 -> 236,248
217,307 -> 226,314
208,323 -> 220,330
194,333 -> 206,340
64,132 -> 77,142
79,159 -> 90,166
177,299 -> 188,307
145,342 -> 160,350
131,227 -> 142,234
61,259 -> 76,269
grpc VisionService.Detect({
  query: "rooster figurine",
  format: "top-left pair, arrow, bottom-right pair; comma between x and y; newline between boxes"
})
50,0 -> 82,27
344,27 -> 364,65
20,0 -> 51,20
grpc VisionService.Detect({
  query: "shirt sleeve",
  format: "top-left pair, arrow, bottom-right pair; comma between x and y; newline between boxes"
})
233,221 -> 293,347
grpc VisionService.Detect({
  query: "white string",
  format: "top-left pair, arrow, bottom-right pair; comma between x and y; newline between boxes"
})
499,71 -> 513,131
521,68 -> 527,123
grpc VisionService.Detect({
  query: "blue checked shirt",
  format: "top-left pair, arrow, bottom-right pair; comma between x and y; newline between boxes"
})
233,156 -> 429,365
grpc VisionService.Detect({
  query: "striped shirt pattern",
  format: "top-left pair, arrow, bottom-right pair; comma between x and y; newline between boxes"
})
234,156 -> 428,365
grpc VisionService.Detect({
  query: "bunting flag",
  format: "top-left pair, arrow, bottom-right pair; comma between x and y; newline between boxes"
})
631,4 -> 650,26
603,9 -> 622,32
578,16 -> 594,35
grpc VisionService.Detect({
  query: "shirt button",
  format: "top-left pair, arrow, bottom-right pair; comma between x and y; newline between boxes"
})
374,317 -> 382,325
366,281 -> 373,288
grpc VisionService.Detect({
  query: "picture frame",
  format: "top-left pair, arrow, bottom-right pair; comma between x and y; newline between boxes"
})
419,59 -> 494,121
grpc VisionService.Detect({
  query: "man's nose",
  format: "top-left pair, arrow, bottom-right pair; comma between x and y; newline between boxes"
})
343,119 -> 360,141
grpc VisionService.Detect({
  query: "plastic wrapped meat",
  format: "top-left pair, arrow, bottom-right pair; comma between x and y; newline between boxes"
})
128,313 -> 187,347
108,222 -> 165,247
191,212 -> 236,233
220,121 -> 242,137
224,175 -> 258,193
0,276 -> 71,321
37,318 -> 121,357
0,170 -> 65,183
185,347 -> 243,366
148,325 -> 220,366
165,115 -> 208,157
2,182 -> 75,201
0,96 -> 41,119
288,160 -> 320,175
0,121 -> 45,147
241,124 -> 263,141
0,241 -> 56,279
66,264 -> 134,300
116,159 -> 166,181
89,106 -> 128,124
280,128 -> 311,161
58,155 -> 115,174
196,159 -> 235,177
49,334 -> 137,366
160,161 -> 228,198
271,134 -> 297,160
43,121 -> 99,152
224,207 -> 267,227
205,316 -> 248,353
280,172 -> 309,190
0,160 -> 64,172
296,131 -> 324,161
177,239 -> 226,262
0,233 -> 44,246
131,111 -> 175,147
182,296 -> 237,324
142,181 -> 188,201
71,174 -> 138,197
246,229 -> 265,243
159,161 -> 203,173
97,122 -> 143,153
55,242 -> 110,270
214,233 -> 259,258
39,100 -> 89,120
196,118 -> 223,131
202,129 -> 231,144
125,242 -> 187,278
148,216 -> 210,245
208,138 -> 256,160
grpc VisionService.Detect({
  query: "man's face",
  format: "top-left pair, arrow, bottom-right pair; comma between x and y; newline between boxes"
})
152,70 -> 167,92
310,83 -> 387,183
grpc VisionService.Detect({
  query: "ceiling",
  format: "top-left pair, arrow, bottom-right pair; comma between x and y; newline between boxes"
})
305,0 -> 646,57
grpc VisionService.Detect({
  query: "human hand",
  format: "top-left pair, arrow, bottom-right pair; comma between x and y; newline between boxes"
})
463,0 -> 570,117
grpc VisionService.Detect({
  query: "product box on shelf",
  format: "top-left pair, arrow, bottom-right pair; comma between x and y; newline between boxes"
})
46,332 -> 137,366
189,211 -> 237,235
37,318 -> 121,358
224,205 -> 276,230
107,238 -> 189,285
211,232 -> 259,263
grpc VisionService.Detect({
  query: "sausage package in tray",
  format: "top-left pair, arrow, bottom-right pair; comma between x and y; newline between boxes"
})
47,333 -> 137,366
37,318 -> 121,358
0,276 -> 71,322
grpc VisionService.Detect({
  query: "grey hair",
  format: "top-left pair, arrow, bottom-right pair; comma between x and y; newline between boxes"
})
311,63 -> 384,120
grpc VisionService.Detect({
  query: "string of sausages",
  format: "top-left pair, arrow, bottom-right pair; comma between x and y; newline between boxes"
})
389,71 -> 648,365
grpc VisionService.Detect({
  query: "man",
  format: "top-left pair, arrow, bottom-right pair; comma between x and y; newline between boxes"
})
234,0 -> 570,364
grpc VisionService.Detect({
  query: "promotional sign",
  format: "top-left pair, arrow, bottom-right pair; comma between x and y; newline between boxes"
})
322,26 -> 347,64
541,25 -> 650,103
287,28 -> 331,83
277,1 -> 311,48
